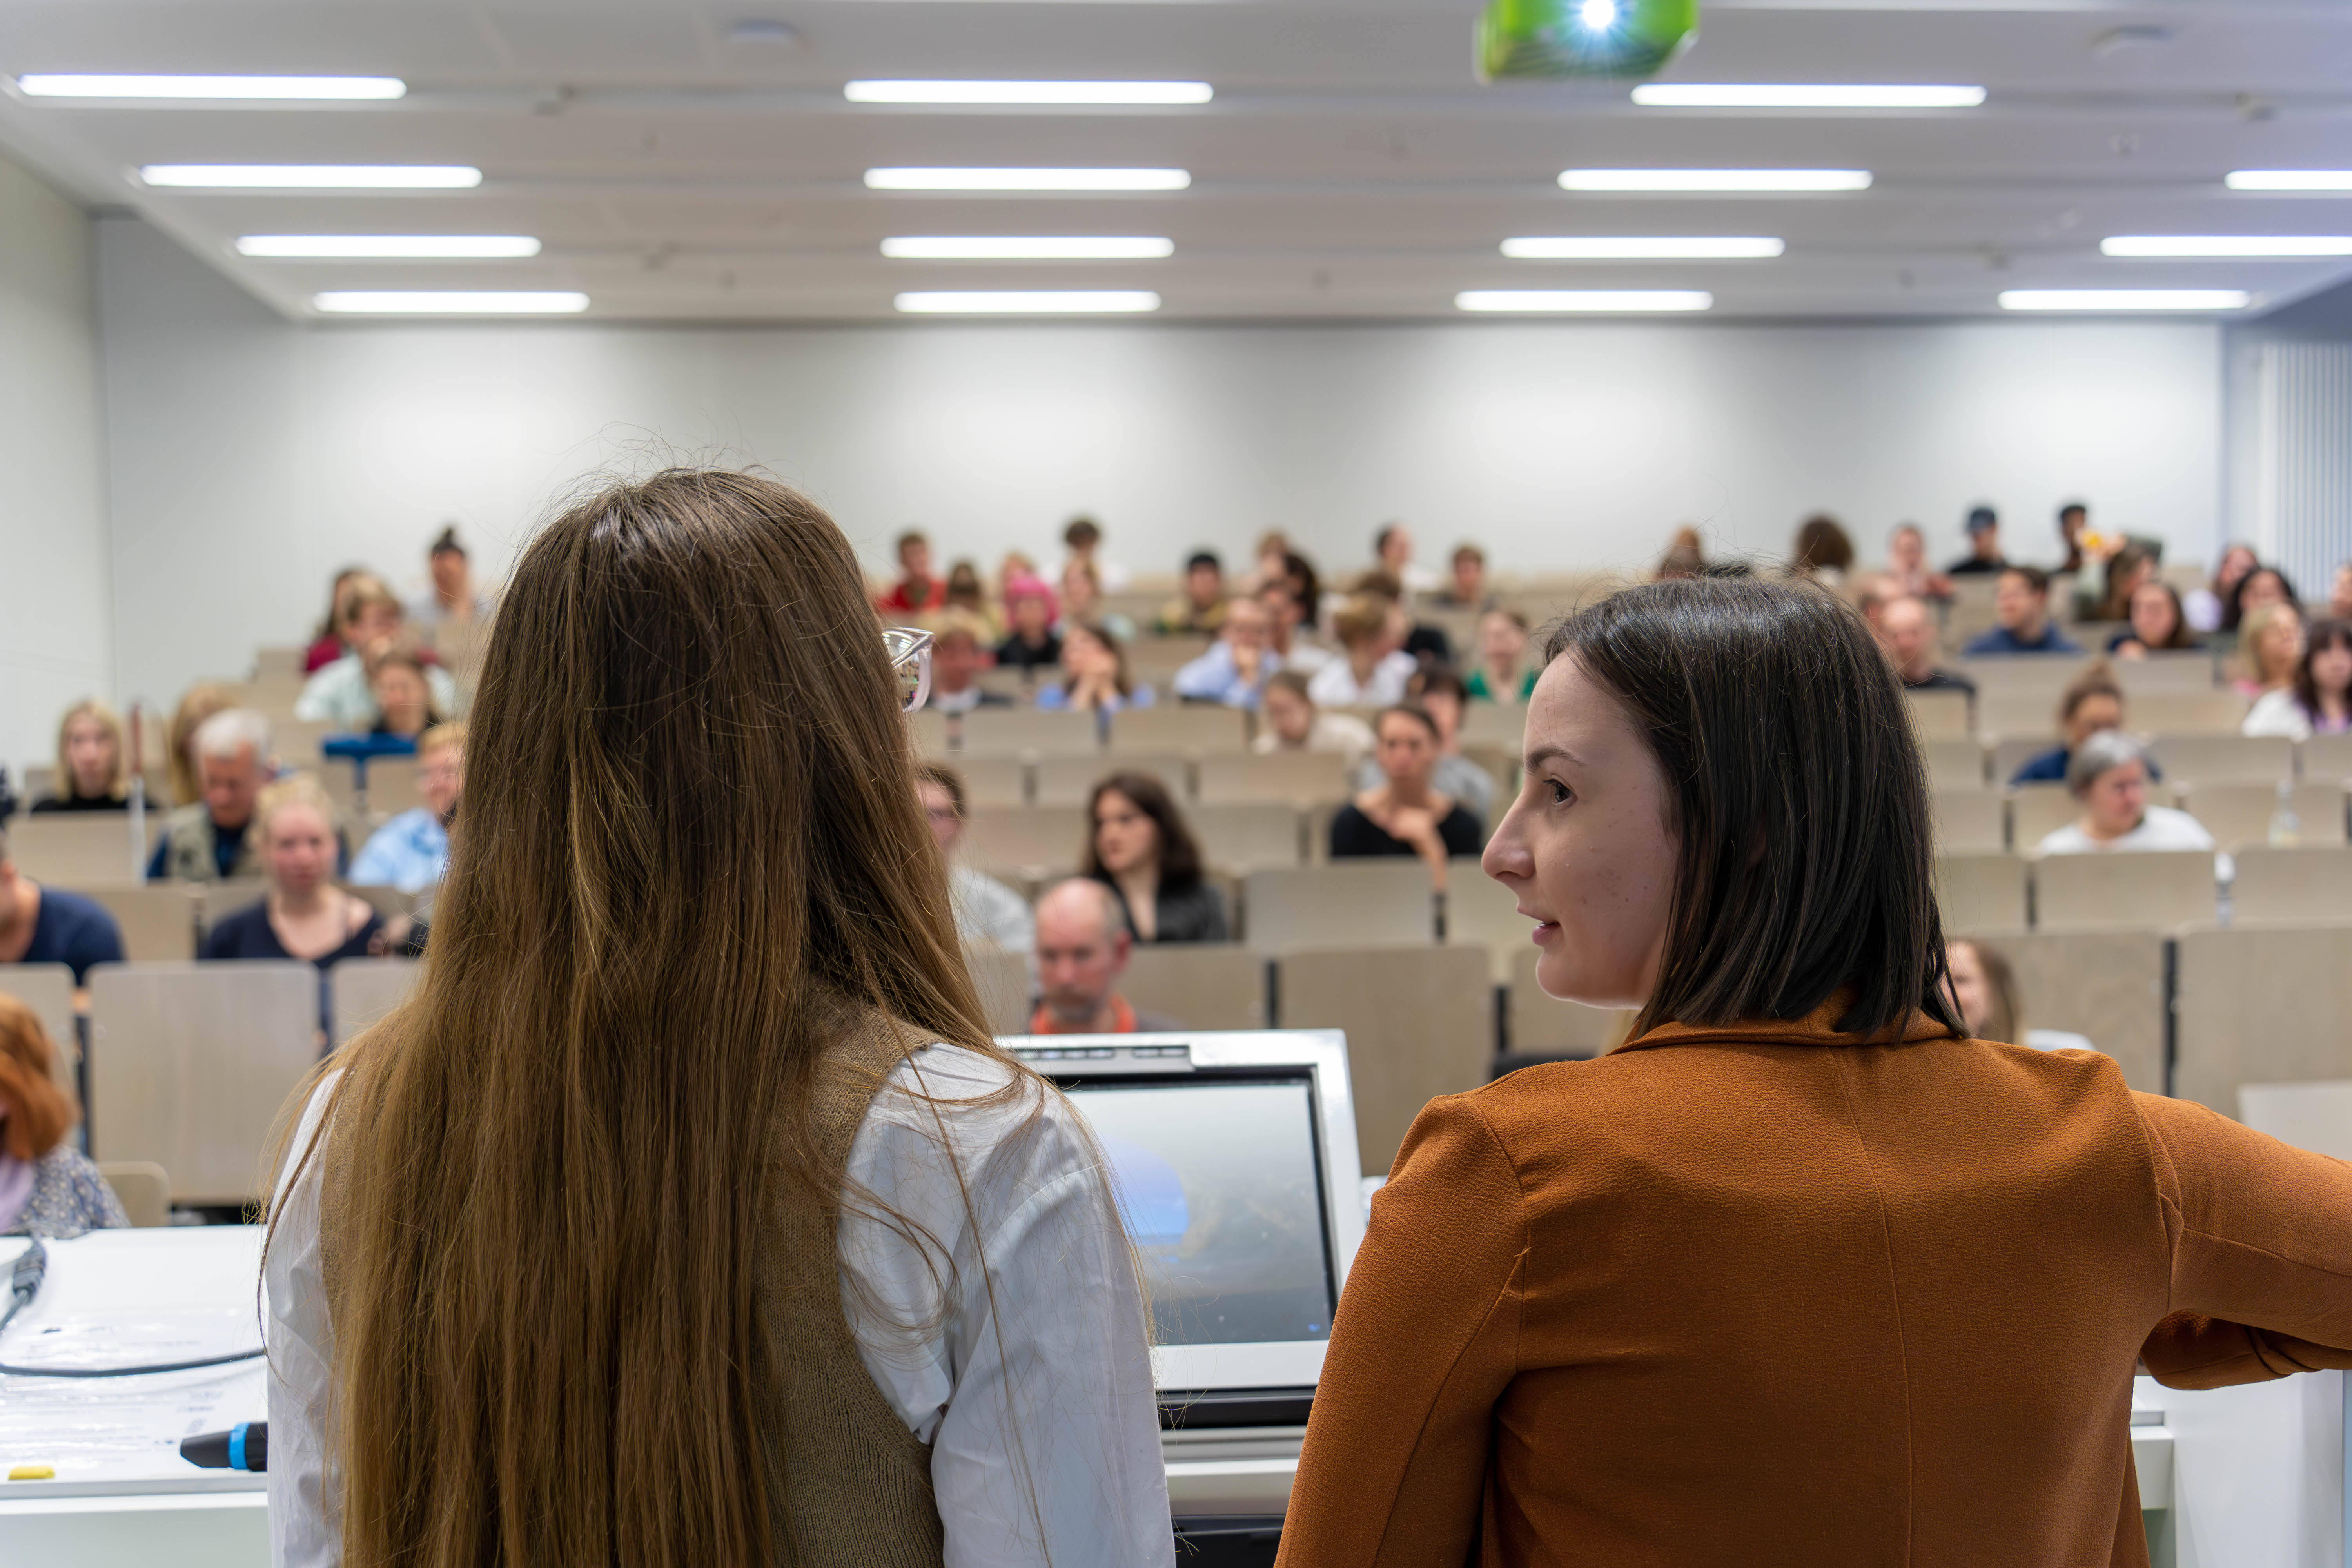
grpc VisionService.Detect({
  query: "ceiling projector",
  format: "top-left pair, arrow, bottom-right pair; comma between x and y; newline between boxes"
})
1477,0 -> 1699,80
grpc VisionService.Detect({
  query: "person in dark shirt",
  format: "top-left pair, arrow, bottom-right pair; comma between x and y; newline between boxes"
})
0,829 -> 125,985
1877,595 -> 1978,698
1083,772 -> 1229,943
995,575 -> 1064,675
1946,506 -> 2007,576
196,775 -> 383,1034
2007,666 -> 2163,786
1329,705 -> 1485,886
1964,566 -> 2083,656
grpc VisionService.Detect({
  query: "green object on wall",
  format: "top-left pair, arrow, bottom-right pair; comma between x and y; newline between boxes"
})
1476,0 -> 1699,80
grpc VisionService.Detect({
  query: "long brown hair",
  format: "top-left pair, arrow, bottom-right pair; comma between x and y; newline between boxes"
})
272,469 -> 1007,1568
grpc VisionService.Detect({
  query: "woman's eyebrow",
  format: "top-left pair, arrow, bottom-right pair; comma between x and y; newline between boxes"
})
1524,744 -> 1587,771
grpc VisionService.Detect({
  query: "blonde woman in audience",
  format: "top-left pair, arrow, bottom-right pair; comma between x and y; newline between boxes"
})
914,762 -> 1035,960
305,567 -> 369,673
166,680 -> 236,806
2033,730 -> 2216,860
2243,618 -> 2352,742
1036,622 -> 1154,716
1465,609 -> 1535,702
199,773 -> 382,971
2232,601 -> 2306,700
1306,593 -> 1416,709
29,699 -> 129,812
1253,671 -> 1374,769
0,995 -> 127,1239
263,469 -> 1165,1568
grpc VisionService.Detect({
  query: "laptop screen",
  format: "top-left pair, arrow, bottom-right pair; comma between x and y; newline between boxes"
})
1062,1073 -> 1337,1347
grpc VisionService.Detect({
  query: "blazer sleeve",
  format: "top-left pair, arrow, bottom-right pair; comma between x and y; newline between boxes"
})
1276,1094 -> 1526,1568
2134,1091 -> 2352,1389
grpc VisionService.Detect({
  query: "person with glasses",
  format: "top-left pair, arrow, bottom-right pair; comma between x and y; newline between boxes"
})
914,761 -> 1035,961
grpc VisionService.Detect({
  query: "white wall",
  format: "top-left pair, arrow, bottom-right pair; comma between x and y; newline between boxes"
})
96,216 -> 2225,712
0,154 -> 109,781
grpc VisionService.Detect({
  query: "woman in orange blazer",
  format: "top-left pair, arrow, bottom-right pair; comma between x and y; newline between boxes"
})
1278,578 -> 2352,1568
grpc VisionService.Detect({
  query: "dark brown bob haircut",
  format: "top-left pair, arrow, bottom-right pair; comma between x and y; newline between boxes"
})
1542,577 -> 1964,1042
1083,770 -> 1207,892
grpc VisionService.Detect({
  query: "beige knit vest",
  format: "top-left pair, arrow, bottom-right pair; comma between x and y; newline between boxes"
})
317,1009 -> 945,1566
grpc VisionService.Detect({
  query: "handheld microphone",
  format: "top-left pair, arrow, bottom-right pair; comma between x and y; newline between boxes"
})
2,1238 -> 44,1336
181,1423 -> 268,1472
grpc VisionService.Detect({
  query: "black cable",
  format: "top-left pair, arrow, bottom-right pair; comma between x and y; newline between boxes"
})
0,1237 -> 266,1379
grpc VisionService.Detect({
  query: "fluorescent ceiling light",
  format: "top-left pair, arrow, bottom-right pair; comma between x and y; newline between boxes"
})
1560,168 -> 1871,192
1501,236 -> 1783,259
1455,290 -> 1713,312
2225,171 -> 2352,191
1631,83 -> 1983,109
17,74 -> 404,100
881,236 -> 1174,260
142,165 -> 481,189
1998,289 -> 2249,312
846,80 -> 1211,105
239,235 -> 540,258
2102,235 -> 2352,258
865,167 -> 1190,192
894,290 -> 1161,314
314,291 -> 588,314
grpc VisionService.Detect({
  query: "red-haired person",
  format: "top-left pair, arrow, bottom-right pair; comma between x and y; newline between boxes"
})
0,994 -> 127,1237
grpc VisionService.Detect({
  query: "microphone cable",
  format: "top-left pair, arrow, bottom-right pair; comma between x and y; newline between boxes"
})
0,1237 -> 266,1379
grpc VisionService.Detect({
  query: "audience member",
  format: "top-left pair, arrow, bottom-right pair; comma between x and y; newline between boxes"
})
1964,566 -> 2082,656
2225,564 -> 2298,635
1172,595 -> 1276,709
1655,526 -> 1707,581
1374,522 -> 1439,593
2035,730 -> 2216,860
2084,540 -> 2152,621
1466,608 -> 1536,702
1946,506 -> 2006,576
1853,570 -> 1902,633
1943,938 -> 2018,1044
198,775 -> 384,1006
1056,515 -> 1131,592
1253,671 -> 1375,769
349,723 -> 465,893
1307,594 -> 1416,708
2055,501 -> 2089,574
1434,544 -> 1494,611
1790,514 -> 1855,585
2108,582 -> 2199,659
407,526 -> 493,631
1083,773 -> 1227,942
0,995 -> 127,1238
2244,618 -> 2352,741
1036,623 -> 1154,716
148,708 -> 273,882
920,614 -> 1011,714
165,681 -> 235,806
1027,879 -> 1180,1034
30,699 -> 129,812
294,581 -> 457,729
1058,559 -> 1134,642
1262,578 -> 1332,675
914,763 -> 1034,958
2009,665 -> 2146,786
1878,595 -> 1975,695
2185,543 -> 2259,633
1883,523 -> 1953,602
875,529 -> 941,616
2333,561 -> 2352,621
305,567 -> 370,673
1281,551 -> 1326,634
1352,569 -> 1454,666
941,559 -> 997,634
995,575 -> 1064,675
2233,602 -> 2305,699
1156,551 -> 1230,635
1330,705 -> 1484,883
1355,670 -> 1494,822
367,648 -> 444,743
0,826 -> 125,985
1240,530 -> 1292,596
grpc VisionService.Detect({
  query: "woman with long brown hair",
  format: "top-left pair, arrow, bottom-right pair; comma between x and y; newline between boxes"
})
264,469 -> 1169,1568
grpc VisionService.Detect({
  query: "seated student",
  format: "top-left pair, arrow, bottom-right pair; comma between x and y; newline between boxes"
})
918,614 -> 1011,715
1789,514 -> 1855,586
1156,551 -> 1230,635
1465,609 -> 1536,702
1056,513 -> 1132,592
408,526 -> 494,632
165,681 -> 236,807
1308,594 -> 1417,710
1329,704 -> 1485,884
1434,543 -> 1494,612
30,699 -> 130,812
994,574 -> 1064,675
1353,570 -> 1454,667
1254,670 -> 1375,769
294,580 -> 458,730
1264,574 -> 1332,675
2234,602 -> 2306,700
1964,566 -> 2083,656
1878,594 -> 1976,695
1946,505 -> 2007,576
2034,730 -> 2216,858
1945,937 -> 2096,1055
0,827 -> 125,985
940,558 -> 999,636
1173,594 -> 1276,709
1058,559 -> 1136,644
2245,617 -> 2352,742
874,528 -> 940,617
2085,540 -> 2160,624
0,995 -> 127,1238
305,567 -> 370,674
328,646 -> 446,760
2008,664 -> 2157,786
147,708 -> 274,883
1883,522 -> 1953,603
1084,772 -> 1228,942
1035,622 -> 1155,717
1027,878 -> 1182,1035
2185,542 -> 2260,633
2109,581 -> 2200,659
200,776 -> 384,1034
915,762 -> 1034,959
1374,521 -> 1440,594
350,723 -> 465,894
2226,564 -> 2298,635
1355,670 -> 1494,824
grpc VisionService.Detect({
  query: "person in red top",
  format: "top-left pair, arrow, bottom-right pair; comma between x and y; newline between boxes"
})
875,529 -> 941,616
1025,879 -> 1180,1035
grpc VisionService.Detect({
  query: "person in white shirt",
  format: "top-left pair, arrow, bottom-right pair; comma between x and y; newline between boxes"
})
1307,593 -> 1417,710
916,762 -> 1036,959
2242,618 -> 2352,743
263,468 -> 1167,1568
1253,671 -> 1376,770
2034,730 -> 2222,869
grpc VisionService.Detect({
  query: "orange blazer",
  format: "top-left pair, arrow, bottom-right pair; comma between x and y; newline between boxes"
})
1278,1000 -> 2352,1568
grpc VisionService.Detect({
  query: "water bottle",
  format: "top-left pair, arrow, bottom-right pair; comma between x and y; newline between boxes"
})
2267,778 -> 2300,847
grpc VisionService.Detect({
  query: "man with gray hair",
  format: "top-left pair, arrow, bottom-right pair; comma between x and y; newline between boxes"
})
146,708 -> 274,882
1026,878 -> 1182,1035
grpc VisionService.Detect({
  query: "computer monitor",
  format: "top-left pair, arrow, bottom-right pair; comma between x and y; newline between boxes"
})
1001,1030 -> 1367,1413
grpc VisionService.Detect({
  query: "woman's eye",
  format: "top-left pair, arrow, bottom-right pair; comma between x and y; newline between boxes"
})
1546,779 -> 1573,807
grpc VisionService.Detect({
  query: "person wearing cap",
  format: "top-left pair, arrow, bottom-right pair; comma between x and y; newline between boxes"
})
1946,506 -> 2008,577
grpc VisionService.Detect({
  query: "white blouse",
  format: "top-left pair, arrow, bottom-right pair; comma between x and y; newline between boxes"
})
267,1045 -> 1172,1568
1305,650 -> 1416,711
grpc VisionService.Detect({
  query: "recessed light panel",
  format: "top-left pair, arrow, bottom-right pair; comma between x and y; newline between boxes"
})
2102,236 -> 2352,257
239,235 -> 541,258
314,291 -> 588,313
894,291 -> 1162,313
1998,289 -> 2249,311
865,168 -> 1191,191
18,74 -> 405,100
1501,236 -> 1783,258
846,81 -> 1212,105
1559,168 -> 1871,192
881,237 -> 1174,259
2225,171 -> 2352,191
1455,290 -> 1714,312
142,165 -> 482,189
1631,84 -> 1983,108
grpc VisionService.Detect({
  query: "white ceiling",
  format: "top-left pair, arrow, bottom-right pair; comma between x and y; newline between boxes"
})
7,0 -> 2352,321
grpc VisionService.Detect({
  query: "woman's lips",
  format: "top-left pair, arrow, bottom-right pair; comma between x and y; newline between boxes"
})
1531,920 -> 1560,944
